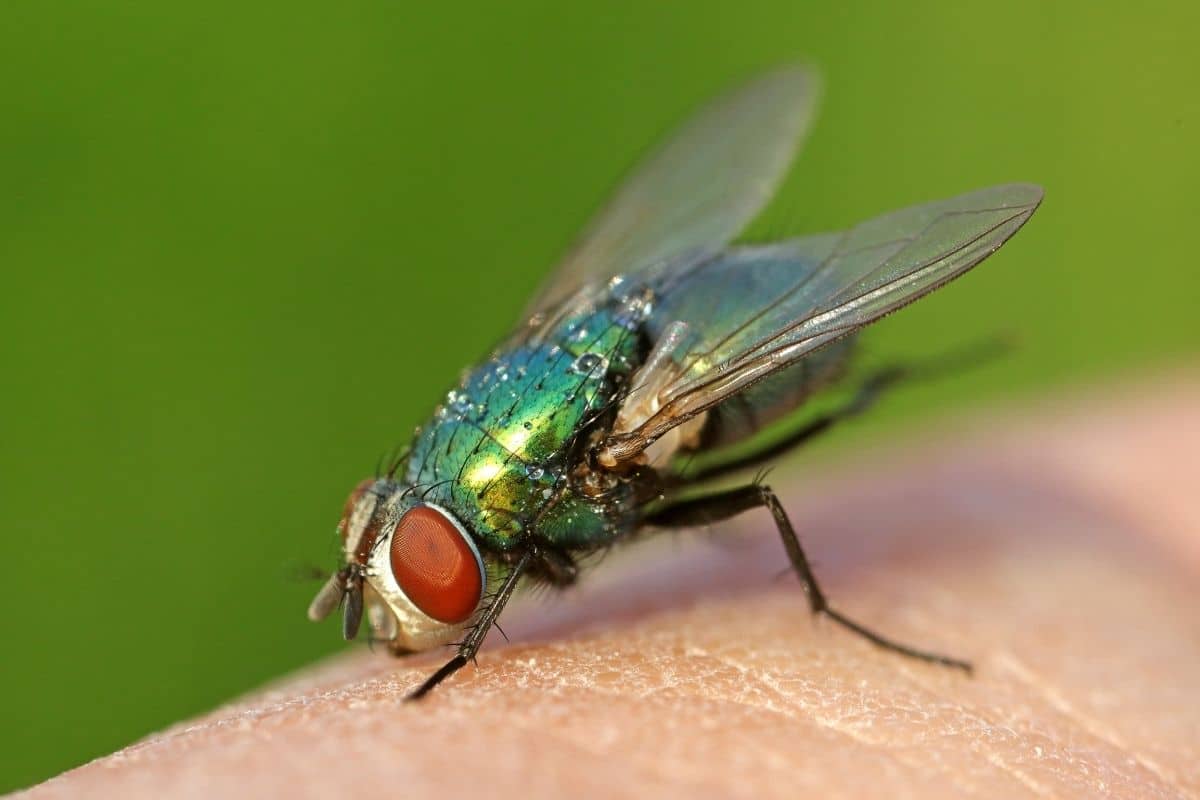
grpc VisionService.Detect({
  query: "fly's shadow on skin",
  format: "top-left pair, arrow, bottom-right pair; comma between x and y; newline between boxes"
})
488,455 -> 1168,650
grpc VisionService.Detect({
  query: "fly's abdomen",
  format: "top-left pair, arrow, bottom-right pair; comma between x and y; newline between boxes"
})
406,300 -> 644,549
647,247 -> 857,448
698,337 -> 855,446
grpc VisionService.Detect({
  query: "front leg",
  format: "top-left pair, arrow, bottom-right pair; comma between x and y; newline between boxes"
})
406,550 -> 533,700
645,484 -> 972,673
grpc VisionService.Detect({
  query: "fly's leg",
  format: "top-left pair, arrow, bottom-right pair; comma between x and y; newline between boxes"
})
406,550 -> 533,700
682,337 -> 1010,485
645,484 -> 972,673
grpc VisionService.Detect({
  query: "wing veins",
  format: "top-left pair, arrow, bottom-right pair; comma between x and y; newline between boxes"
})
665,195 -> 1017,374
660,202 -> 1031,408
674,227 -> 907,372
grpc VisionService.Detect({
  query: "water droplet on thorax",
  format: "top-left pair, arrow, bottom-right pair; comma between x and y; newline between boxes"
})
571,352 -> 607,375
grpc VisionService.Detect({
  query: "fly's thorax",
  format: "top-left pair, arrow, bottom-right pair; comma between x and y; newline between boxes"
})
406,297 -> 647,550
332,480 -> 500,652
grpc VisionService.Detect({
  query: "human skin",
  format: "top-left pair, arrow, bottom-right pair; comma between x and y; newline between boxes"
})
15,376 -> 1200,800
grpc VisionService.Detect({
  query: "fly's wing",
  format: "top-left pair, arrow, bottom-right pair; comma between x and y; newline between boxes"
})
601,183 -> 1044,464
523,65 -> 819,320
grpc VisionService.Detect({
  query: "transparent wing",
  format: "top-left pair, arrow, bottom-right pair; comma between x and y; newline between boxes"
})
601,183 -> 1044,464
525,64 -> 819,318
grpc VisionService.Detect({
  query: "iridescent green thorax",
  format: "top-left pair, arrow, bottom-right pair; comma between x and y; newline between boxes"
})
406,294 -> 645,550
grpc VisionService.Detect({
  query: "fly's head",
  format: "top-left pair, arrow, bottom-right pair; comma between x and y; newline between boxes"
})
307,478 -> 488,653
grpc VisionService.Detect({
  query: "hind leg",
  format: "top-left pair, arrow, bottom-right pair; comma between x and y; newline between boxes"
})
644,483 -> 972,672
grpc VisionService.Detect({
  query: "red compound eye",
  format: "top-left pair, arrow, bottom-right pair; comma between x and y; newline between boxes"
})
389,505 -> 483,623
337,478 -> 375,539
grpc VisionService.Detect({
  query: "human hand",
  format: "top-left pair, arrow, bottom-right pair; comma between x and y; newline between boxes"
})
19,376 -> 1199,800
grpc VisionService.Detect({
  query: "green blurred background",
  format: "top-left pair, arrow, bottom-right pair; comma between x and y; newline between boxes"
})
2,0 -> 1197,791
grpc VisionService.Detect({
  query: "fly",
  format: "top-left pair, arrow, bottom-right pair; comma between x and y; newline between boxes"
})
307,65 -> 1043,699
